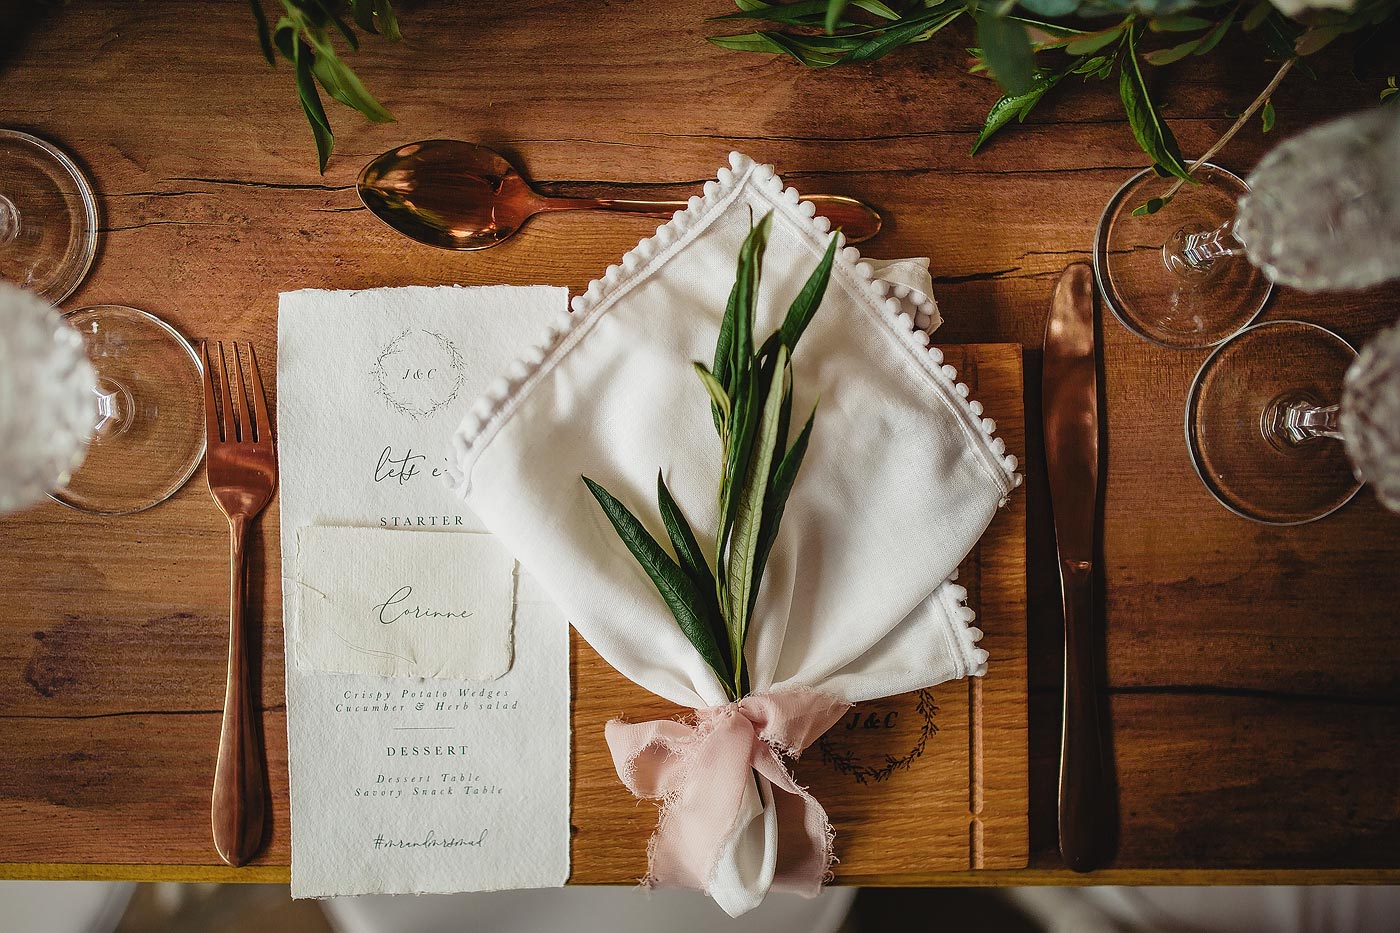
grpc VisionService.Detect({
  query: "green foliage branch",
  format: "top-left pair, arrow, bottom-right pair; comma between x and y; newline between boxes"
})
708,0 -> 1400,212
249,0 -> 400,172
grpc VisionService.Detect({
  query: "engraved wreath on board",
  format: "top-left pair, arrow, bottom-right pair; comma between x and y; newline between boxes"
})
816,689 -> 939,785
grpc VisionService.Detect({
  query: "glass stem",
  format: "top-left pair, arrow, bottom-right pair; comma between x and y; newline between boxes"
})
90,377 -> 134,440
1270,397 -> 1344,447
1164,217 -> 1245,279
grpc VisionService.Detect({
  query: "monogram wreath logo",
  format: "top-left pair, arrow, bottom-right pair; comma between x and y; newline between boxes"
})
370,328 -> 466,420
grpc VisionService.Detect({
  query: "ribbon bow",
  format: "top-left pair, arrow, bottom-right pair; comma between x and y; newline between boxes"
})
604,689 -> 850,908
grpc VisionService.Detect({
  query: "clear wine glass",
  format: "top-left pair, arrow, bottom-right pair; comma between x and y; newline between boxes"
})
0,283 -> 96,514
1095,106 -> 1400,349
1,130 -> 206,515
0,129 -> 97,304
1187,318 -> 1400,525
1095,161 -> 1274,348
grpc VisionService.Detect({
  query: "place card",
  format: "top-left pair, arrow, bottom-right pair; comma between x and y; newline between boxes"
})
277,284 -> 572,896
294,526 -> 516,681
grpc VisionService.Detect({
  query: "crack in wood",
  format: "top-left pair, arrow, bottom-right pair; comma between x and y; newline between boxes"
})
99,220 -> 232,232
1108,684 -> 1400,708
169,176 -> 355,192
0,705 -> 287,721
934,267 -> 1021,284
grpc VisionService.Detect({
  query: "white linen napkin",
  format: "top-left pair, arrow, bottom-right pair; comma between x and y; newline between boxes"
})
448,152 -> 1020,914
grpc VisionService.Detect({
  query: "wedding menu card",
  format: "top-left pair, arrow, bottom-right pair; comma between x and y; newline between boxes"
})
277,285 -> 572,896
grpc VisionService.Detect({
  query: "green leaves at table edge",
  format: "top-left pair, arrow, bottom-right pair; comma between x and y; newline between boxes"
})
702,0 -> 1396,197
971,63 -> 1067,155
974,7 -> 1035,97
253,1 -> 400,173
1120,22 -> 1194,183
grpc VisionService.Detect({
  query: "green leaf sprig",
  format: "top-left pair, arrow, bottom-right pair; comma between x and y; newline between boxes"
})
251,0 -> 400,172
584,215 -> 838,700
708,0 -> 1400,211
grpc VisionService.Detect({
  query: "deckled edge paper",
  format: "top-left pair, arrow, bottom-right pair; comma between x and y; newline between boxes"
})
294,526 -> 516,681
278,285 -> 573,896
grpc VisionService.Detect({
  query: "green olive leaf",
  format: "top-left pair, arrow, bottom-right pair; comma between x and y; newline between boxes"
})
825,0 -> 851,33
292,36 -> 334,173
1144,37 -> 1202,66
306,0 -> 359,50
748,395 -> 815,620
778,233 -> 838,351
655,471 -> 730,686
1120,24 -> 1193,182
693,361 -> 732,434
724,344 -> 787,676
844,3 -> 964,64
304,32 -> 395,122
975,10 -> 1035,96
583,476 -> 731,693
971,64 -> 1066,155
1064,28 -> 1123,56
373,0 -> 401,40
1193,12 -> 1235,57
1131,194 -> 1174,216
1150,13 -> 1214,32
351,0 -> 377,33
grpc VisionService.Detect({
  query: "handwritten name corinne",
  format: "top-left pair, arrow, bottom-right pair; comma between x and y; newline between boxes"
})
373,586 -> 474,625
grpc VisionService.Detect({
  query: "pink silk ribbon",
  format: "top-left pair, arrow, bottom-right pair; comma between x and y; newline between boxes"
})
604,689 -> 851,897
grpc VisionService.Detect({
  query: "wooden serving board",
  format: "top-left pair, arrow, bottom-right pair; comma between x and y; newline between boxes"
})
0,343 -> 1025,882
570,343 -> 1029,883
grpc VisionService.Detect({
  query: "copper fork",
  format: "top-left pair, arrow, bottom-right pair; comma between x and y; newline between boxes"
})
202,341 -> 276,867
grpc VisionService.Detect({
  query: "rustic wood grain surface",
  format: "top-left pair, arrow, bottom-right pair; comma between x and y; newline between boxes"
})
2,0 -> 1398,884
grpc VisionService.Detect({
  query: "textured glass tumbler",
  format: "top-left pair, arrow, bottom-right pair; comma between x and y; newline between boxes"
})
0,283 -> 96,514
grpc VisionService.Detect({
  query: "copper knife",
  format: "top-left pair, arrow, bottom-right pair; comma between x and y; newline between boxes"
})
1043,263 -> 1114,872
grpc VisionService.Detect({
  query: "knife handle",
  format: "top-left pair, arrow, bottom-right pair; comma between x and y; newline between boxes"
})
1057,559 -> 1113,872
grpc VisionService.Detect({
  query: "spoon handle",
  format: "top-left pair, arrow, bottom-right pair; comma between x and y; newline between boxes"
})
537,193 -> 882,243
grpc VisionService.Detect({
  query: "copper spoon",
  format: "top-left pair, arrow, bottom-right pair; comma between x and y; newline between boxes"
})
357,140 -> 883,250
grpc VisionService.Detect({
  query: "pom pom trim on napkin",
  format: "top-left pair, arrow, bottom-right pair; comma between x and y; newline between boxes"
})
450,151 -> 1022,500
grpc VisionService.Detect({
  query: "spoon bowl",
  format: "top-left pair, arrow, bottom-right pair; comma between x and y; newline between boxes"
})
358,140 -> 882,250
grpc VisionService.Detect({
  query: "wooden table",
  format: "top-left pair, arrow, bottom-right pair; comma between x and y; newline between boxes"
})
3,0 -> 1398,885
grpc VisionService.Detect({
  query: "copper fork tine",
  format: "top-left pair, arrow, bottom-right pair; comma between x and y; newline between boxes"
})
202,340 -> 276,868
247,344 -> 272,445
220,341 -> 245,444
202,341 -> 223,443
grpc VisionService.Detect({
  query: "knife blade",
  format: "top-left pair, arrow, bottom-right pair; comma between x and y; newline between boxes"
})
1043,262 -> 1114,872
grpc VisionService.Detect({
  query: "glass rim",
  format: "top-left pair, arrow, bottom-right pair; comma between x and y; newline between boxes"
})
1184,318 -> 1361,526
48,304 -> 206,516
